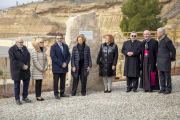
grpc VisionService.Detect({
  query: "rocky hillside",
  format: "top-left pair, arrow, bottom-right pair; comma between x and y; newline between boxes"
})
0,0 -> 123,38
160,0 -> 180,30
0,0 -> 179,38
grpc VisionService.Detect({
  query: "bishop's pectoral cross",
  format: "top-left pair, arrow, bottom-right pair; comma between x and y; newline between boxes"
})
145,45 -> 148,57
145,52 -> 148,57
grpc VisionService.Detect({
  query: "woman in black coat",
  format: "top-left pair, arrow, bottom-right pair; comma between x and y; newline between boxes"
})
97,34 -> 118,93
71,34 -> 92,96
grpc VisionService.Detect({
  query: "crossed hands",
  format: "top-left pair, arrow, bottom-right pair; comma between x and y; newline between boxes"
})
127,52 -> 133,57
41,68 -> 46,72
62,63 -> 67,68
23,65 -> 29,70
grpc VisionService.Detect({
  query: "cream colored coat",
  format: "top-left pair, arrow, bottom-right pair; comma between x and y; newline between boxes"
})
31,41 -> 48,80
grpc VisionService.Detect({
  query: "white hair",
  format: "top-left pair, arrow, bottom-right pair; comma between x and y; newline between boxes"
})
144,30 -> 151,35
157,27 -> 166,35
15,37 -> 23,43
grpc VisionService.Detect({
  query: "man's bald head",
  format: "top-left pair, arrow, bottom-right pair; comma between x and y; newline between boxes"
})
143,30 -> 151,40
143,30 -> 151,35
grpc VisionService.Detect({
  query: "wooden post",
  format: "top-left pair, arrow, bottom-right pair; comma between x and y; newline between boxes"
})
173,30 -> 176,43
48,64 -> 50,90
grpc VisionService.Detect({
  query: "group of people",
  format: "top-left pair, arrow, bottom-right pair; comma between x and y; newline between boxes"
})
122,28 -> 176,94
8,27 -> 176,105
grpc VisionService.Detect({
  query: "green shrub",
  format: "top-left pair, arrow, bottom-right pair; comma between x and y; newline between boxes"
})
120,0 -> 167,32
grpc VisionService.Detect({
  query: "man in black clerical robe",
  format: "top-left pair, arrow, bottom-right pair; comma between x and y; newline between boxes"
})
139,30 -> 160,92
121,31 -> 142,92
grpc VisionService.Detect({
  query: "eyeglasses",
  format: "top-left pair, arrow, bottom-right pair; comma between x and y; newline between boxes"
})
18,42 -> 23,43
56,38 -> 63,40
40,42 -> 44,43
131,35 -> 137,37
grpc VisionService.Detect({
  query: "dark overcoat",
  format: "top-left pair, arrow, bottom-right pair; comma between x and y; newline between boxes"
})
140,38 -> 160,90
157,35 -> 176,71
50,42 -> 70,73
121,40 -> 142,77
140,38 -> 158,72
71,43 -> 92,79
8,45 -> 30,81
97,43 -> 118,77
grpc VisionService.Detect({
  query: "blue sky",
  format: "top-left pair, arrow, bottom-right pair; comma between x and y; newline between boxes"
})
0,0 -> 43,10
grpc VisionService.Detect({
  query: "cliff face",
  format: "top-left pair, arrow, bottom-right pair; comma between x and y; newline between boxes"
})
0,0 -> 179,38
0,1 -> 124,38
160,0 -> 180,30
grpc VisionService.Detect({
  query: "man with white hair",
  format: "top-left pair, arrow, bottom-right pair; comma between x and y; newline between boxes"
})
140,30 -> 160,92
8,37 -> 31,105
157,27 -> 176,94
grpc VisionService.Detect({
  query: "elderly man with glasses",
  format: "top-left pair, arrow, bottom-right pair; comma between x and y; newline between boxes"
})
121,31 -> 142,92
50,33 -> 70,99
139,30 -> 160,92
157,27 -> 176,94
8,37 -> 31,105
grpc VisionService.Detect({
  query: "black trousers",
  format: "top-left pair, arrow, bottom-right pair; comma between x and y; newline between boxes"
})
159,71 -> 172,92
35,80 -> 42,97
53,73 -> 66,95
72,61 -> 87,96
126,77 -> 138,90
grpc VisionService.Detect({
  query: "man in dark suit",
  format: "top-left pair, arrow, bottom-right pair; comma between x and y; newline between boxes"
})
50,33 -> 70,99
121,31 -> 142,92
8,37 -> 31,105
157,27 -> 176,94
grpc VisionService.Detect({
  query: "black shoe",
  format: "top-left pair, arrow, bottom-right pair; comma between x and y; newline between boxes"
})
71,94 -> 76,96
133,90 -> 137,92
60,94 -> 69,97
104,90 -> 108,93
163,91 -> 171,94
82,94 -> 86,96
22,98 -> 31,103
149,90 -> 153,92
55,95 -> 61,99
144,90 -> 149,92
107,90 -> 111,93
126,89 -> 131,92
36,98 -> 44,101
158,90 -> 165,93
16,99 -> 22,105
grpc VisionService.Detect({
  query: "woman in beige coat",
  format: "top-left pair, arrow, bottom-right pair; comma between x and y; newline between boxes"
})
31,38 -> 48,101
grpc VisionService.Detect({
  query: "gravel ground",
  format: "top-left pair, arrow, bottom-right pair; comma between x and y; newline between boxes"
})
0,76 -> 180,120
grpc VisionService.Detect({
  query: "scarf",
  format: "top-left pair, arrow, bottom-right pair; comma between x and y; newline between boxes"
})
143,37 -> 151,50
158,35 -> 165,43
77,43 -> 85,61
40,47 -> 43,53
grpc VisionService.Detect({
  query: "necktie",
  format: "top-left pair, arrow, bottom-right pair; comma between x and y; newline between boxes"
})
19,48 -> 23,52
60,45 -> 63,53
